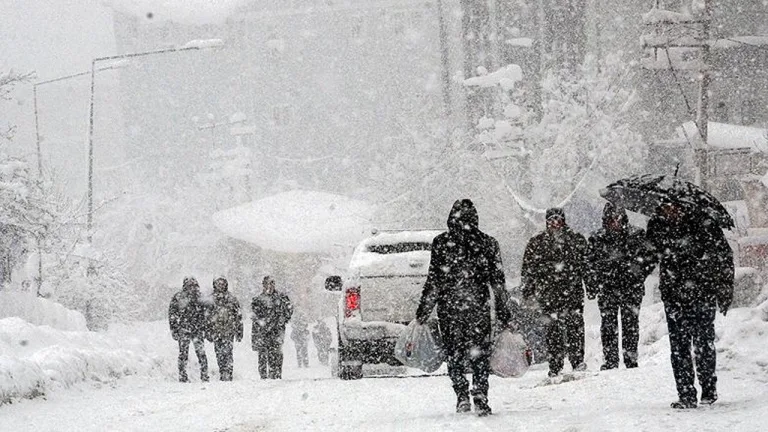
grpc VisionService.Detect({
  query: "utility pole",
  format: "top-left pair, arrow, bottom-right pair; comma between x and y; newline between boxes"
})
695,0 -> 713,187
437,0 -> 453,148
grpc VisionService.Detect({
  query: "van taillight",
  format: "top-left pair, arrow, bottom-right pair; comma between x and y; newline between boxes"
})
344,287 -> 360,318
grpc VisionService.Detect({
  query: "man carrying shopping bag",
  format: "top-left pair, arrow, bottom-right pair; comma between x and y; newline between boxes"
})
415,199 -> 513,417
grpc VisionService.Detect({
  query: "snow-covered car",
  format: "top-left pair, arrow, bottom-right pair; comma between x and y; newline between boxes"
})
325,229 -> 443,380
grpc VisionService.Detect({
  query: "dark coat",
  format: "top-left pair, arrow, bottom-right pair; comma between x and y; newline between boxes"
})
251,290 -> 293,349
586,204 -> 655,306
168,287 -> 209,340
521,226 -> 588,314
646,212 -> 734,310
416,199 -> 512,350
209,291 -> 243,342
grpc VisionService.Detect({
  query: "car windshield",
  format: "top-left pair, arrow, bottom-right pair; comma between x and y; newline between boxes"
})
366,242 -> 432,254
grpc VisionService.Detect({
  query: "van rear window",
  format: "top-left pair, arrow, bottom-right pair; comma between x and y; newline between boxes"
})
367,242 -> 432,254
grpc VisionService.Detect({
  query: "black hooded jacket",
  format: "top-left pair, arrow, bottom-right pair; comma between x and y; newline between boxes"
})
521,219 -> 588,314
169,278 -> 209,340
585,203 -> 654,305
646,211 -> 734,310
416,199 -> 512,345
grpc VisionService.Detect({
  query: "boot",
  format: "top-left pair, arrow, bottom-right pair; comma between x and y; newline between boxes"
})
473,395 -> 492,417
573,362 -> 588,372
456,397 -> 471,413
700,390 -> 718,405
670,399 -> 697,409
600,363 -> 618,371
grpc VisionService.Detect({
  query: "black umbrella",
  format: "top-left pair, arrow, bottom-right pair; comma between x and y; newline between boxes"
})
600,174 -> 734,229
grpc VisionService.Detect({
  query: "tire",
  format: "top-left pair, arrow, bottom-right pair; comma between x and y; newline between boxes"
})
339,364 -> 363,380
337,342 -> 363,380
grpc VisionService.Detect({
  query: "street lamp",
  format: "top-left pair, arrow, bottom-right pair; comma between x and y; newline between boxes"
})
85,39 -> 224,242
33,62 -> 127,178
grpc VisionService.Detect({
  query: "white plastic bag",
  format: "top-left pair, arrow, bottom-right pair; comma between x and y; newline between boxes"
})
490,330 -> 530,378
394,321 -> 444,373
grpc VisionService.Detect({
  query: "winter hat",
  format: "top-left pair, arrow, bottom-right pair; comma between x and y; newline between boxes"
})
213,277 -> 228,293
183,276 -> 199,290
545,207 -> 565,221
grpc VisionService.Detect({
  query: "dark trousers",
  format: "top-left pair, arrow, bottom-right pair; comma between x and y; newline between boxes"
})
546,307 -> 585,375
257,337 -> 284,379
294,341 -> 309,368
178,337 -> 208,382
214,339 -> 234,381
664,302 -> 717,403
444,324 -> 491,401
599,299 -> 640,367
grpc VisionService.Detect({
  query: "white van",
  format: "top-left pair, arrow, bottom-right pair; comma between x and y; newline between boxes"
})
325,229 -> 443,380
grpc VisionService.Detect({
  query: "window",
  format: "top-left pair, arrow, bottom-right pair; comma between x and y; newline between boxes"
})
272,105 -> 293,127
367,242 -> 432,254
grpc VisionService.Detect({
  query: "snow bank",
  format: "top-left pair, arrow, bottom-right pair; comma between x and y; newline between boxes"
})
0,292 -> 87,331
0,318 -> 167,404
212,190 -> 373,254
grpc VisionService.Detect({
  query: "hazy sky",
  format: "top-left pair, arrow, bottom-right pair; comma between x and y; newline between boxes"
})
1,0 -> 115,80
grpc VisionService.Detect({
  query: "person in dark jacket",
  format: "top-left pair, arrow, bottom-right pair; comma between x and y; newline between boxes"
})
168,276 -> 210,382
312,320 -> 333,366
290,313 -> 310,368
251,276 -> 293,379
646,202 -> 734,409
521,207 -> 588,377
586,203 -> 655,370
208,277 -> 243,381
416,199 -> 513,417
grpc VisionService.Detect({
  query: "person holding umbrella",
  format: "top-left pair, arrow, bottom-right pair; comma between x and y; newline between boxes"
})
601,175 -> 735,409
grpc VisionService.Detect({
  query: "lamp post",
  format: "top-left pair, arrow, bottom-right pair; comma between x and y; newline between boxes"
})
86,40 -> 224,242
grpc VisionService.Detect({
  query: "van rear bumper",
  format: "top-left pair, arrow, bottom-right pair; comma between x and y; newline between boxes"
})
339,320 -> 409,366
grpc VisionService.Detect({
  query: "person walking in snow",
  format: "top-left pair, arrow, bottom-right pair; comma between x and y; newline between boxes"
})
290,312 -> 310,368
251,276 -> 293,379
521,207 -> 589,378
586,203 -> 655,370
646,201 -> 733,409
168,276 -> 210,382
208,277 -> 243,381
416,199 -> 513,417
312,320 -> 332,366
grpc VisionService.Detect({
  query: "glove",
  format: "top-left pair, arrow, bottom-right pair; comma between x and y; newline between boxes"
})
587,294 -> 596,301
719,304 -> 729,316
415,315 -> 427,325
506,321 -> 519,332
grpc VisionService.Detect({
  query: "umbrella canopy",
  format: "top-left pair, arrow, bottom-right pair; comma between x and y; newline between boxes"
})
600,174 -> 734,229
212,190 -> 374,254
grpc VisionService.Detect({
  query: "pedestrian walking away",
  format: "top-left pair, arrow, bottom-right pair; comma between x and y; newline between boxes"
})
251,276 -> 294,379
208,276 -> 243,381
521,208 -> 589,377
168,276 -> 210,382
586,203 -> 655,370
416,199 -> 513,417
312,320 -> 333,366
646,201 -> 734,409
291,313 -> 310,368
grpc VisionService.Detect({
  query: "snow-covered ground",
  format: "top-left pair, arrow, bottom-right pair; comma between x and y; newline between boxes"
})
2,298 -> 768,431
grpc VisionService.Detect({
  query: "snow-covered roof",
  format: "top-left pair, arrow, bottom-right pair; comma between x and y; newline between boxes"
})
463,64 -> 523,91
712,36 -> 768,50
680,121 -> 768,153
105,0 -> 252,25
642,8 -> 694,24
212,190 -> 373,254
360,230 -> 443,248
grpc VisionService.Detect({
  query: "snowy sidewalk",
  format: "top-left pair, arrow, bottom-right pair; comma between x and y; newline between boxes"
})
2,360 -> 767,431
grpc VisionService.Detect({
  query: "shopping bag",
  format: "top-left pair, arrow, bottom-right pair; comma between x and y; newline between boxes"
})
490,329 -> 531,378
394,321 -> 444,373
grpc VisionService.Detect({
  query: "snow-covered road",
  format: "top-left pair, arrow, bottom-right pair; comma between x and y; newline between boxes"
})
3,358 -> 768,431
